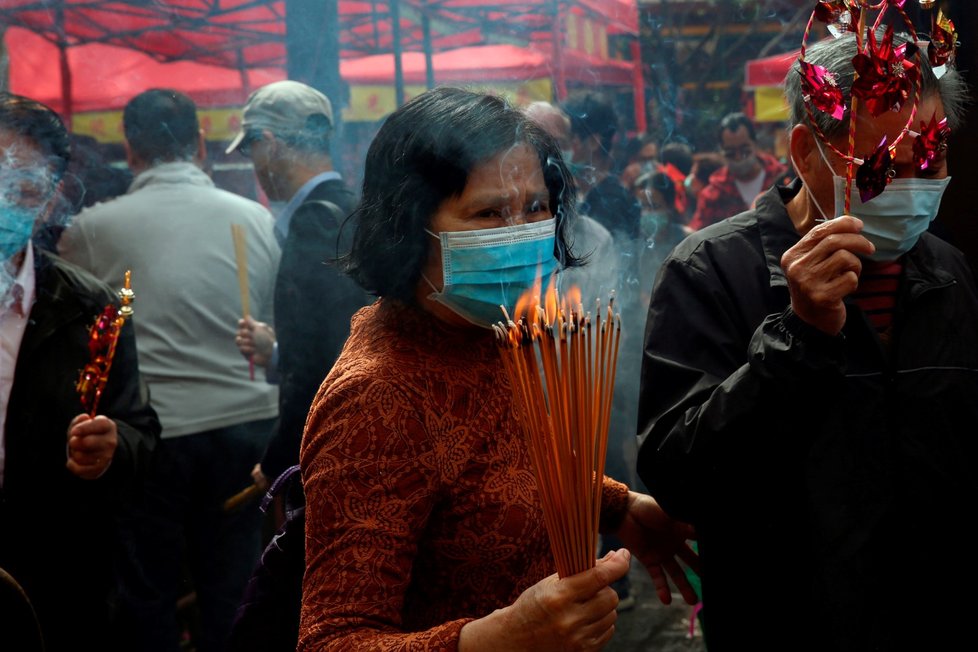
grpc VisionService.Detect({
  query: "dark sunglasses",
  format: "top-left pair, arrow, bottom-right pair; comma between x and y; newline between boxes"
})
237,130 -> 263,157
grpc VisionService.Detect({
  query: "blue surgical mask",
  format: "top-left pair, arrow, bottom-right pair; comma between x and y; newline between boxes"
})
830,175 -> 950,261
0,200 -> 36,261
424,218 -> 557,328
802,142 -> 952,262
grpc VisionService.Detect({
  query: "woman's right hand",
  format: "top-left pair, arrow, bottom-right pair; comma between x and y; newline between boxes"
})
459,549 -> 631,652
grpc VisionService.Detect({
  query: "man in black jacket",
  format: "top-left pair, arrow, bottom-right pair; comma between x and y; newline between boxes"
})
228,81 -> 369,490
637,33 -> 977,650
0,92 -> 160,651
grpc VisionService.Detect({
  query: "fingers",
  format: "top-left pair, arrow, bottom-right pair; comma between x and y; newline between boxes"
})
251,463 -> 270,491
575,604 -> 618,648
663,558 -> 700,605
563,549 -> 631,600
68,414 -> 114,438
67,416 -> 117,480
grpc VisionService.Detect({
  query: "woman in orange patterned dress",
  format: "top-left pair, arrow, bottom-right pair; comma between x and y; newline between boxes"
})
298,88 -> 698,652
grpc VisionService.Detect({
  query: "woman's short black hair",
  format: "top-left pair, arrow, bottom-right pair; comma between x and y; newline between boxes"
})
345,87 -> 581,301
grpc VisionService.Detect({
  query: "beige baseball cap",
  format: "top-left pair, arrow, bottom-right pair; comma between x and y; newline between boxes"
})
226,80 -> 333,154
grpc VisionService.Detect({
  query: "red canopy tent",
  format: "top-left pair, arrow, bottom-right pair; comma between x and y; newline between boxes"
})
4,26 -> 285,115
341,43 -> 635,85
1,1 -> 643,126
744,49 -> 799,89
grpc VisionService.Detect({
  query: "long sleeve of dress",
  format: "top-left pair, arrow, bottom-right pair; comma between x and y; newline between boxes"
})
299,370 -> 472,651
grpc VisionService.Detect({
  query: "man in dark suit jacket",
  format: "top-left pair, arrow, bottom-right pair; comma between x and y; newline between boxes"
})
227,81 -> 369,488
0,92 -> 160,652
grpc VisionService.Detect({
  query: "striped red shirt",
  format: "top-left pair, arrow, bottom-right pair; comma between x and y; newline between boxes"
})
851,260 -> 903,333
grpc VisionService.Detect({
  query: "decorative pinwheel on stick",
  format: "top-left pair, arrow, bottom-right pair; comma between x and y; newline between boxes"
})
799,1 -> 956,214
76,271 -> 135,416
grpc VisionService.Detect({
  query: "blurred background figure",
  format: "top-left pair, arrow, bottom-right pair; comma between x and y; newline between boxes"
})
620,132 -> 660,190
689,111 -> 788,231
227,80 -> 369,491
657,142 -> 694,221
686,153 -> 725,219
524,100 -> 618,304
31,134 -> 132,254
59,88 -> 280,652
634,169 -> 689,294
0,91 -> 159,652
563,92 -> 641,242
226,80 -> 370,652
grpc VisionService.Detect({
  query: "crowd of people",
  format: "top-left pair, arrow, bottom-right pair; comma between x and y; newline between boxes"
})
1,25 -> 976,652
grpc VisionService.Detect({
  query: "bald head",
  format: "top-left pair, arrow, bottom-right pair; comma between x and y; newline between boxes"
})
524,101 -> 571,150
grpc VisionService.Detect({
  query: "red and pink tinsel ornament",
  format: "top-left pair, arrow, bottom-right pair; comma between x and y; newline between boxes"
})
912,115 -> 950,172
855,137 -> 894,203
851,25 -> 919,117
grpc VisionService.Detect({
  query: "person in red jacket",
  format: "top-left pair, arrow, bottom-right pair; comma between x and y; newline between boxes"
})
689,112 -> 789,231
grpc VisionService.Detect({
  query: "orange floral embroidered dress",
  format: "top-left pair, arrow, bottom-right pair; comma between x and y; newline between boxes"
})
298,299 -> 629,651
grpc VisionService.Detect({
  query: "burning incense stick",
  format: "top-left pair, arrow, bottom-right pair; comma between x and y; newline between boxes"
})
76,271 -> 135,416
494,284 -> 621,578
230,223 -> 254,380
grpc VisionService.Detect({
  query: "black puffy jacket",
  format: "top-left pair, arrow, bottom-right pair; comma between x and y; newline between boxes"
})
638,182 -> 978,651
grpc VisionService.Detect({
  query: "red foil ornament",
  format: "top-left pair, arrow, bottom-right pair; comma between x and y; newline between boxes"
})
76,273 -> 134,416
851,25 -> 919,117
814,1 -> 861,35
928,10 -> 957,68
855,137 -> 894,203
800,61 -> 846,120
913,115 -> 950,172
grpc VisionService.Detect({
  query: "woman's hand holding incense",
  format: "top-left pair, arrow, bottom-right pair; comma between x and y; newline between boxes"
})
66,413 -> 117,480
615,492 -> 700,605
235,317 -> 275,367
458,549 -> 630,652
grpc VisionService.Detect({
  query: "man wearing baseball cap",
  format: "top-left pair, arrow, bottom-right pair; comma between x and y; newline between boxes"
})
229,81 -> 368,490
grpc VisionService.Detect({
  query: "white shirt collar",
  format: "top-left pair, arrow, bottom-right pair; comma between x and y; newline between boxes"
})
1,246 -> 35,316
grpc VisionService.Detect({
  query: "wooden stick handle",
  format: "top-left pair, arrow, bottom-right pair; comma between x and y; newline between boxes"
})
231,224 -> 250,318
223,483 -> 263,512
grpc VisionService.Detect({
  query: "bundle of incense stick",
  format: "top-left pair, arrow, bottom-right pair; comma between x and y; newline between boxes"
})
230,223 -> 254,380
493,286 -> 621,578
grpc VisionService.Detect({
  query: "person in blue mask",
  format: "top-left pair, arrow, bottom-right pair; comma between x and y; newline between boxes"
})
637,31 -> 977,651
0,92 -> 159,652
296,87 -> 699,652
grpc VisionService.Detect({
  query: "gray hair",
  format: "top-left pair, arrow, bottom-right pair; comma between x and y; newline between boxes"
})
785,32 -> 970,139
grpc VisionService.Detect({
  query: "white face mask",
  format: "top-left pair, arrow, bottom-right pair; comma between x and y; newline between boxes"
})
797,142 -> 951,262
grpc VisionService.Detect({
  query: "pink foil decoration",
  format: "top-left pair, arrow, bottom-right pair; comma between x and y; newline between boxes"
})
851,25 -> 919,117
928,10 -> 957,67
855,137 -> 894,203
913,115 -> 950,172
800,61 -> 846,120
